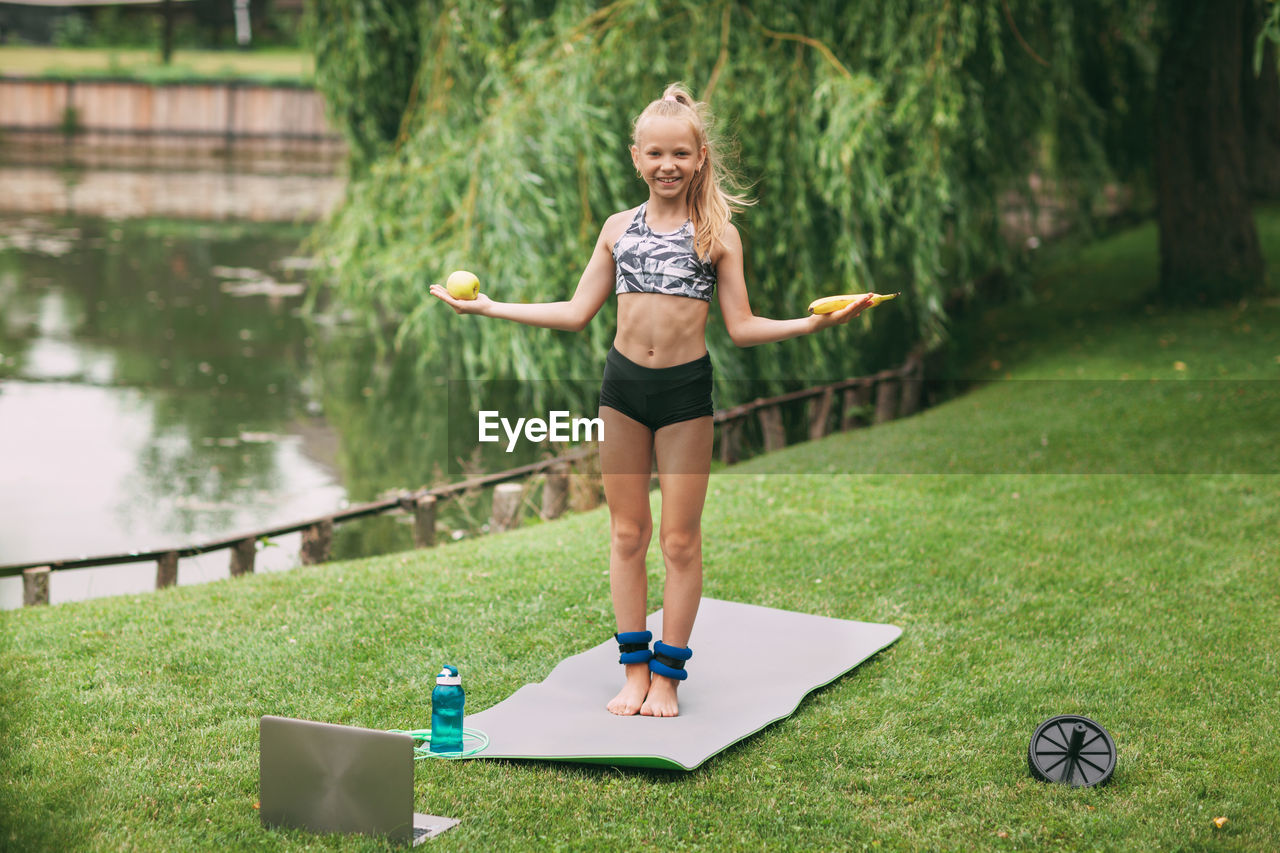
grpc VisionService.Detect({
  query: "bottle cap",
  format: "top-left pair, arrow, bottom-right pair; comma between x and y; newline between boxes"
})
436,664 -> 461,686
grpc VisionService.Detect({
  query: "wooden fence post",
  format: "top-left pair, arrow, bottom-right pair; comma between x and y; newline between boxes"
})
874,380 -> 899,424
23,566 -> 50,607
718,420 -> 741,465
570,456 -> 602,512
542,464 -> 569,520
230,538 -> 256,576
300,520 -> 333,565
490,483 -> 524,533
413,495 -> 437,548
899,360 -> 924,417
156,551 -> 179,589
841,384 -> 871,431
759,405 -> 786,452
225,81 -> 237,152
808,387 -> 835,441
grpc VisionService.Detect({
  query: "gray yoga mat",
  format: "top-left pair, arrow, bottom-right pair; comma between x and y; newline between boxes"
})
465,598 -> 902,771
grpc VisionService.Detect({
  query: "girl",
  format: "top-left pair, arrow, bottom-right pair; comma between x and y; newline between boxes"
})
431,84 -> 871,718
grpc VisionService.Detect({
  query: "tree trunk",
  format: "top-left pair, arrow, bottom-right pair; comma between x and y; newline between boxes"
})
1155,0 -> 1265,304
161,0 -> 175,65
1243,4 -> 1280,198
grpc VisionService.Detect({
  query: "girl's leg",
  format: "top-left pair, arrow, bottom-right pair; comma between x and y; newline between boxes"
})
641,415 -> 713,717
598,405 -> 656,716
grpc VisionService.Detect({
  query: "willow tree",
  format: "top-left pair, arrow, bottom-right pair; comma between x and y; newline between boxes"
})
308,0 -> 427,174
309,0 -> 1155,409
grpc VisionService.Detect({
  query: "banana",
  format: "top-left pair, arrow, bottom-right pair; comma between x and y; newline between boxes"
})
807,292 -> 900,315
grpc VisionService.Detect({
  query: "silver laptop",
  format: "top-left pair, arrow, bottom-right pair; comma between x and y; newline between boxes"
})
259,715 -> 459,845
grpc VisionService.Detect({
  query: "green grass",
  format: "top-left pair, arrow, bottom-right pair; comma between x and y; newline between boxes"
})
2,213 -> 1279,851
0,46 -> 313,84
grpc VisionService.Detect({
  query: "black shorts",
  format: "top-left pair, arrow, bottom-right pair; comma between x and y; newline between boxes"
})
598,346 -> 714,432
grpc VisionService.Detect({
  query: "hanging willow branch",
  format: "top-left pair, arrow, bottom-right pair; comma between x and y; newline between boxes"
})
703,2 -> 734,101
751,22 -> 854,80
1001,0 -> 1051,66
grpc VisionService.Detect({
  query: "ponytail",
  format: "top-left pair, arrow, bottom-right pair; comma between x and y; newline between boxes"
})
634,83 -> 753,259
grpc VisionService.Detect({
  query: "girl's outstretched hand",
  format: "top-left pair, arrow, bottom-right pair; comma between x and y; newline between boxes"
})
809,293 -> 874,331
430,284 -> 493,316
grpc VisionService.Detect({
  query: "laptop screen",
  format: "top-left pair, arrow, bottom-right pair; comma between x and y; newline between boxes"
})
259,716 -> 415,844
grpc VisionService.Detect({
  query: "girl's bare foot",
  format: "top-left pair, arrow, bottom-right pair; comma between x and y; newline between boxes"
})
639,674 -> 680,717
607,663 -> 652,715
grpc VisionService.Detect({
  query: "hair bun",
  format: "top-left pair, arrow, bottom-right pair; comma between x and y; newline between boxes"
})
661,84 -> 694,107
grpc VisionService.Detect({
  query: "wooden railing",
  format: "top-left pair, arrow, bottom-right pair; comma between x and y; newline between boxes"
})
3,349 -> 925,606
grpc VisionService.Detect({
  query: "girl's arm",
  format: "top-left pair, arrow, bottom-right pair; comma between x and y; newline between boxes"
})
430,215 -> 622,332
716,224 -> 871,347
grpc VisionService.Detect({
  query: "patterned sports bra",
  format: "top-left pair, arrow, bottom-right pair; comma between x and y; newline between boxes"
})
613,203 -> 716,303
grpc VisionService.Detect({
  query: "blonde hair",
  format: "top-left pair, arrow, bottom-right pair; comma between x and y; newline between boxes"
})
633,83 -> 753,260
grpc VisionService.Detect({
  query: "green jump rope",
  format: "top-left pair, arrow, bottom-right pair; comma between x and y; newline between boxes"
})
388,727 -> 490,760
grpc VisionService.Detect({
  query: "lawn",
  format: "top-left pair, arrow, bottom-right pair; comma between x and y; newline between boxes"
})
0,46 -> 313,84
1,212 -> 1278,851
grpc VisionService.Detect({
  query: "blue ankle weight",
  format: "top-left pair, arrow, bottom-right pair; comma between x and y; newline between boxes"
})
615,630 -> 653,664
649,641 -> 693,681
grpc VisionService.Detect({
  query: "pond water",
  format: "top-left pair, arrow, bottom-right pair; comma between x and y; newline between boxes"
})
0,213 -> 347,608
0,148 -> 645,610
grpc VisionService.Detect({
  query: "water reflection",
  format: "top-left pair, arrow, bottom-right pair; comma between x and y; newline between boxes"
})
0,214 -> 344,608
0,200 -> 607,608
0,140 -> 345,222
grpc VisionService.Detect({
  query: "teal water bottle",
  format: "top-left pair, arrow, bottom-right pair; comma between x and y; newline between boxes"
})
430,665 -> 464,754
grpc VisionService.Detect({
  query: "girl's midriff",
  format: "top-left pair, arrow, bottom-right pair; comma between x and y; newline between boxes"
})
613,291 -> 711,367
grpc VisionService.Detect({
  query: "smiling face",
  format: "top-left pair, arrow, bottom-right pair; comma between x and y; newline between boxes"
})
631,115 -> 707,201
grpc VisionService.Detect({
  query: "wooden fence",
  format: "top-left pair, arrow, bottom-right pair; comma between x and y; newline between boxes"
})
2,349 -> 925,606
0,76 -> 343,154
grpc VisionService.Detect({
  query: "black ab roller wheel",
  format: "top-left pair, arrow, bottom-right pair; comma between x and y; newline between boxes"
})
1028,715 -> 1116,787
